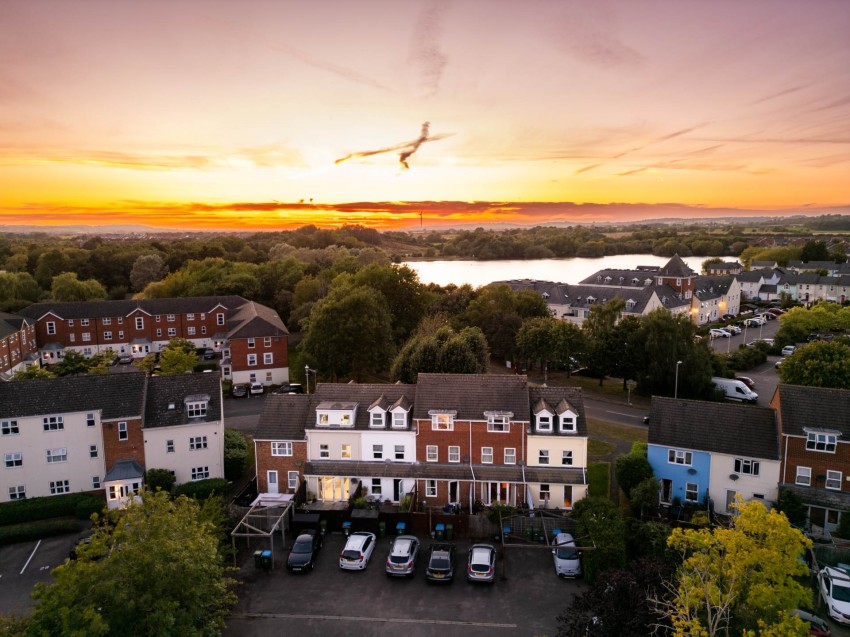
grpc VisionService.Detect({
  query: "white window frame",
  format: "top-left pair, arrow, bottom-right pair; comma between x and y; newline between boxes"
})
481,447 -> 493,464
319,444 -> 329,459
167,328 -> 176,337
806,432 -> 837,453
187,401 -> 207,418
288,471 -> 298,490
734,458 -> 760,476
50,479 -> 70,495
103,331 -> 112,340
562,450 -> 573,466
191,466 -> 210,481
448,446 -> 460,463
46,448 -> 67,463
504,448 -> 516,465
487,415 -> 510,433
426,445 -> 438,462
426,480 -> 437,497
431,414 -> 454,431
668,449 -> 692,466
9,485 -> 25,500
135,317 -> 144,330
373,444 -> 383,460
118,421 -> 128,441
394,445 -> 404,460
538,449 -> 550,465
46,321 -> 56,335
795,466 -> 811,486
371,478 -> 382,496
92,476 -> 101,489
5,452 -> 22,468
90,445 -> 98,458
559,415 -> 576,433
271,442 -> 292,456
189,436 -> 208,450
166,439 -> 174,453
264,337 -> 271,347
826,470 -> 842,491
86,413 -> 95,427
247,354 -> 257,367
263,353 -> 273,365
43,416 -> 64,432
392,412 -> 406,429
247,338 -> 255,349
685,482 -> 699,502
216,313 -> 225,326
370,411 -> 384,428
166,314 -> 175,322
537,414 -> 552,432
1,420 -> 19,436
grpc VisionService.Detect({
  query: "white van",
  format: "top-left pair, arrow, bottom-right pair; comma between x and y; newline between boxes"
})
712,377 -> 758,404
552,532 -> 581,578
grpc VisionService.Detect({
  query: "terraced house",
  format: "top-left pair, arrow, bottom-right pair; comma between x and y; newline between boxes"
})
254,373 -> 589,512
0,372 -> 224,508
0,311 -> 39,380
16,295 -> 290,387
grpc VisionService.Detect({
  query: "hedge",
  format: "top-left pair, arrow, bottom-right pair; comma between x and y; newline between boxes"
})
0,493 -> 105,527
0,518 -> 85,545
174,478 -> 228,501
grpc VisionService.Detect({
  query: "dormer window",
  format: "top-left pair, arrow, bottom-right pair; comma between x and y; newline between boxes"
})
559,414 -> 576,433
430,412 -> 455,431
370,411 -> 385,428
806,431 -> 838,453
316,402 -> 357,427
340,414 -> 351,426
486,413 -> 511,433
185,396 -> 209,418
391,411 -> 407,429
318,414 -> 329,426
537,414 -> 552,432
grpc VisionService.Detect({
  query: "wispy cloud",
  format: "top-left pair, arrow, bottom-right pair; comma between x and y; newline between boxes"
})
267,41 -> 391,92
335,122 -> 452,170
408,0 -> 451,97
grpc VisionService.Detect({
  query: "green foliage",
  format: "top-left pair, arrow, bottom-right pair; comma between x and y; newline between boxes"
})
391,324 -> 488,383
625,519 -> 670,560
835,511 -> 850,540
173,478 -> 229,501
10,365 -> 53,380
223,429 -> 249,481
486,503 -> 516,525
53,350 -> 93,376
51,271 -> 108,302
722,343 -> 768,371
779,341 -> 850,388
629,477 -> 662,519
573,496 -> 627,582
142,257 -> 260,299
701,257 -> 724,273
615,453 -> 654,496
587,463 -> 609,498
25,490 -> 237,637
0,271 -> 41,312
129,253 -> 167,292
630,441 -> 648,456
0,493 -> 104,526
0,518 -> 85,546
773,488 -> 808,529
146,468 -> 177,494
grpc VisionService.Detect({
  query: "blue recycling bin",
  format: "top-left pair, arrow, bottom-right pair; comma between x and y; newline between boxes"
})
342,521 -> 352,536
396,521 -> 406,535
503,526 -> 511,543
435,523 -> 445,540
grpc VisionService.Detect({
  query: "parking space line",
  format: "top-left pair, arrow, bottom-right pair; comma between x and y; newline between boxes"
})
20,540 -> 41,575
230,612 -> 517,628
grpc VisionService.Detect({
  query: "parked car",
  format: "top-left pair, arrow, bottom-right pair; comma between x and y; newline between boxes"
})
791,609 -> 831,636
807,333 -> 821,343
712,377 -> 758,404
775,358 -> 785,369
709,328 -> 731,339
201,348 -> 216,360
339,532 -> 376,571
274,383 -> 304,395
286,529 -> 323,573
744,317 -> 765,327
822,333 -> 835,342
721,313 -> 737,321
725,325 -> 742,335
385,535 -> 420,577
735,376 -> 755,390
819,566 -> 850,625
552,532 -> 582,578
425,543 -> 456,583
767,308 -> 787,317
117,353 -> 133,364
249,382 -> 264,395
232,383 -> 249,398
781,345 -> 797,357
466,544 -> 496,583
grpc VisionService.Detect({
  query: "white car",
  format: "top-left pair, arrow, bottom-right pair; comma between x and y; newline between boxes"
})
819,566 -> 850,624
709,328 -> 731,339
781,345 -> 796,356
339,532 -> 376,571
249,382 -> 264,395
725,325 -> 742,335
745,317 -> 765,327
552,532 -> 582,578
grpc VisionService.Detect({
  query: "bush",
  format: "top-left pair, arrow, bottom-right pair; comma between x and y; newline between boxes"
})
0,493 -> 105,526
147,468 -> 177,494
630,441 -> 648,456
223,429 -> 248,481
0,518 -> 85,545
724,344 -> 768,371
174,478 -> 228,501
486,503 -> 516,525
615,454 -> 654,496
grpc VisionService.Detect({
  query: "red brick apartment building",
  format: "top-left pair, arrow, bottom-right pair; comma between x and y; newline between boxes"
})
0,312 -> 39,379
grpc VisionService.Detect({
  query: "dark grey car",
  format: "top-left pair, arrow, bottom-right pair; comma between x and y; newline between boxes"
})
287,530 -> 323,573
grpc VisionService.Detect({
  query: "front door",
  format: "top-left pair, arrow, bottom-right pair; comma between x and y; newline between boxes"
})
393,479 -> 402,502
661,479 -> 672,504
267,470 -> 278,494
448,481 -> 459,503
725,489 -> 738,513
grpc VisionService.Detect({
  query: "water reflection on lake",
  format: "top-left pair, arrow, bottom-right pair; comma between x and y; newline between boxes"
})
404,255 -> 722,288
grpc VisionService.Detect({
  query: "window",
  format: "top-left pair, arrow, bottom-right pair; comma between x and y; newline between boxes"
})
426,480 -> 437,497
685,482 -> 699,502
191,467 -> 210,481
46,448 -> 67,463
217,313 -> 225,326
668,449 -> 692,465
103,331 -> 112,340
539,484 -> 550,501
9,485 -> 25,500
109,483 -> 140,500
1,420 -> 18,435
47,321 -> 56,335
426,445 -> 438,462
288,471 -> 298,489
247,338 -> 255,349
538,449 -> 550,465
50,480 -> 70,495
187,401 -> 207,418
190,436 -> 208,450
5,452 -> 22,468
272,442 -> 292,456
86,413 -> 95,427
155,315 -> 161,322
43,416 -> 64,431
118,422 -> 128,440
537,414 -> 552,432
319,444 -> 329,459
92,476 -> 101,489
373,444 -> 383,460
487,415 -> 509,432
247,354 -> 257,366
734,458 -> 760,476
117,317 -> 123,324
796,467 -> 811,486
340,414 -> 351,426
341,444 -> 351,459
562,450 -> 573,466
394,445 -> 404,460
82,332 -> 91,342
431,414 -> 453,431
90,445 -> 98,458
187,327 -> 196,336
135,317 -> 144,330
68,319 -> 76,326
504,448 -> 516,464
370,411 -> 384,427
264,337 -> 271,347
263,353 -> 273,365
167,328 -> 176,337
481,447 -> 493,464
69,333 -> 75,342
392,412 -> 406,428
201,327 -> 207,335
807,432 -> 837,453
166,439 -> 174,453
156,329 -> 162,338
118,331 -> 124,339
166,314 -> 175,322
200,313 -> 206,320
560,416 -> 576,432
448,446 -> 460,463
371,478 -> 382,496
826,470 -> 842,490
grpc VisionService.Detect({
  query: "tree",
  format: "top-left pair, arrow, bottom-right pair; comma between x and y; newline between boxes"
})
656,500 -> 812,636
301,285 -> 394,380
24,490 -> 236,636
158,347 -> 198,376
223,429 -> 249,481
129,254 -> 167,292
146,468 -> 177,494
773,488 -> 807,529
779,341 -> 850,389
800,240 -> 830,263
51,272 -> 107,302
582,298 -> 628,386
53,350 -> 93,376
10,365 -> 53,381
572,496 -> 627,582
615,453 -> 654,497
701,257 -> 724,274
391,324 -> 488,383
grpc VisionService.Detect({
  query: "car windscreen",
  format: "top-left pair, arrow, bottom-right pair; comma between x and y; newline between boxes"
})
430,556 -> 451,569
342,550 -> 362,560
292,539 -> 313,554
833,580 -> 850,603
556,546 -> 578,560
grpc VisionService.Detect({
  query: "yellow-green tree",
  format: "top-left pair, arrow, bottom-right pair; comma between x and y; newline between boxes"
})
657,500 -> 812,636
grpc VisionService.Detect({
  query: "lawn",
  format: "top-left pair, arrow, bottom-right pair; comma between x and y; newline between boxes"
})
587,419 -> 648,445
587,463 -> 609,498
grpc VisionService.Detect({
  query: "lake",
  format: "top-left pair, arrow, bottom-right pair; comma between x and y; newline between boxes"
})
403,255 -> 723,288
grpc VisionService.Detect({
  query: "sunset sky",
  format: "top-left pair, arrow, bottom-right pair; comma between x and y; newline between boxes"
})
1,0 -> 849,231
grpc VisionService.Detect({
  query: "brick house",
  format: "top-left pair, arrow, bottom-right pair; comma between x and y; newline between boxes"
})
0,312 -> 39,379
773,384 -> 850,535
16,296 -> 289,387
0,372 -> 224,508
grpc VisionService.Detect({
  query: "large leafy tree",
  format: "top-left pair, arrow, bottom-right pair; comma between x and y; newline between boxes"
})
10,365 -> 53,381
23,490 -> 236,637
391,323 -> 488,383
141,258 -> 260,299
155,337 -> 200,376
51,272 -> 108,302
53,350 -> 93,376
301,285 -> 394,381
656,500 -> 812,636
779,341 -> 850,389
572,496 -> 627,582
582,298 -> 626,385
129,254 -> 167,292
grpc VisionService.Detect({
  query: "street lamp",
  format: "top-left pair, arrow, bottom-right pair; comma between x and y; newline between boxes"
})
627,380 -> 634,405
304,365 -> 316,395
674,360 -> 683,399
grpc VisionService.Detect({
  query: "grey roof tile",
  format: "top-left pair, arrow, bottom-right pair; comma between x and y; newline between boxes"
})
777,385 -> 850,437
143,372 -> 222,429
413,374 -> 530,421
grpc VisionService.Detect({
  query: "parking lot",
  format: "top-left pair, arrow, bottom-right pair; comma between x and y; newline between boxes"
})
224,531 -> 581,637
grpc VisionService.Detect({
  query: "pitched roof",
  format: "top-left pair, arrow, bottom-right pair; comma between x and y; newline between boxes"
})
658,254 -> 695,278
776,385 -> 850,437
0,372 -> 147,421
104,458 -> 145,482
413,374 -> 530,421
143,372 -> 222,429
254,393 -> 314,441
0,312 -> 28,339
528,386 -> 587,436
647,396 -> 780,460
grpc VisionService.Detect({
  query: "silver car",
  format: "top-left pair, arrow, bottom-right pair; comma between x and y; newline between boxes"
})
385,535 -> 420,577
466,543 -> 496,583
552,532 -> 581,578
